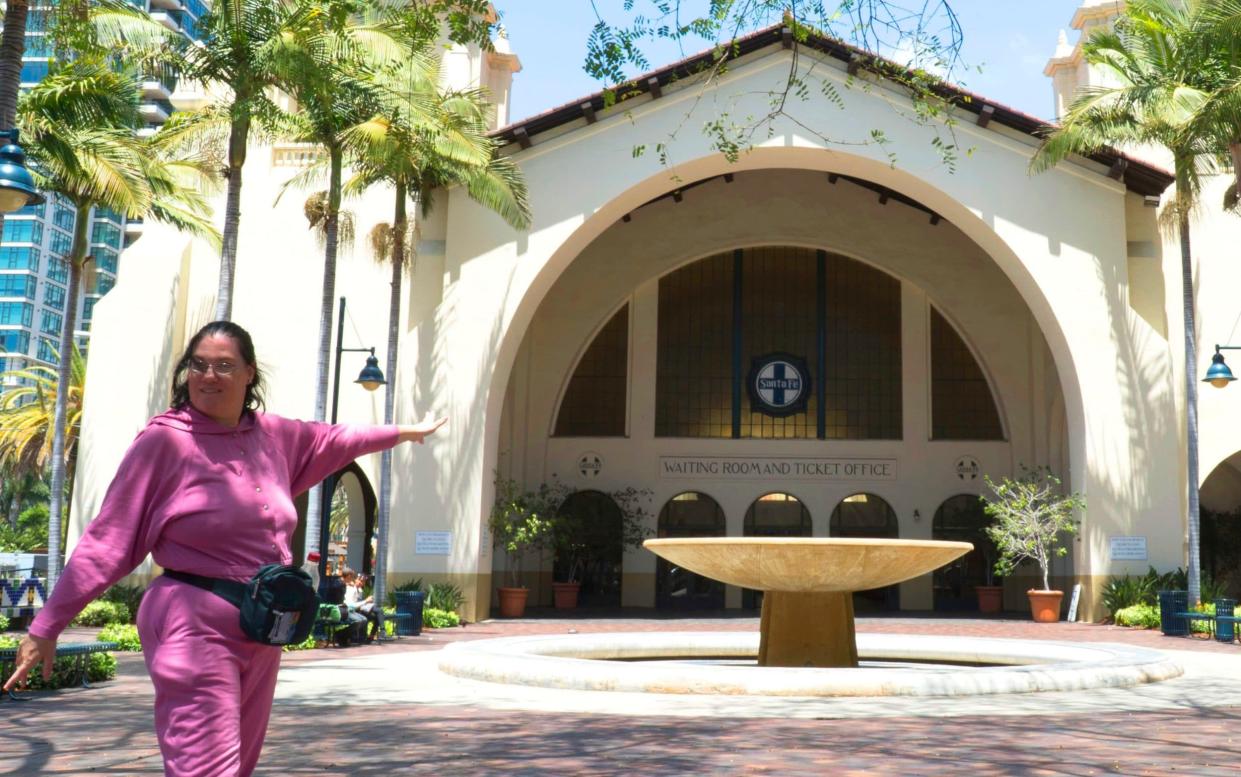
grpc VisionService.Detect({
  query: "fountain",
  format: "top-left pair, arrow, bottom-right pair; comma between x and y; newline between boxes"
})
436,536 -> 1183,698
644,537 -> 972,667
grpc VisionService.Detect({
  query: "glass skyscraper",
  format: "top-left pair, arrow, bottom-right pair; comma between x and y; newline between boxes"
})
0,0 -> 204,375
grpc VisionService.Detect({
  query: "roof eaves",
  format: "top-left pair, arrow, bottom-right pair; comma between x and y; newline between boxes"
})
492,24 -> 1173,198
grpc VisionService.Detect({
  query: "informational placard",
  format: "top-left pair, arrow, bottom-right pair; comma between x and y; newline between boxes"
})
660,456 -> 897,482
1109,536 -> 1148,561
1067,583 -> 1082,623
414,531 -> 451,556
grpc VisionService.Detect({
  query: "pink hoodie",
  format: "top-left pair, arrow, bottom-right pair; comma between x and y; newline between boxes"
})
29,406 -> 398,640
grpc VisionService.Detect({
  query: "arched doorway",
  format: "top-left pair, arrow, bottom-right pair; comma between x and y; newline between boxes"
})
742,492 -> 812,608
656,491 -> 726,610
932,494 -> 996,611
555,490 -> 625,607
327,464 -> 377,576
830,493 -> 899,611
1200,454 -> 1241,600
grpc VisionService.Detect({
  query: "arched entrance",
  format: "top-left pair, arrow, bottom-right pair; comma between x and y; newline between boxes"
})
656,491 -> 726,610
742,492 -> 812,609
555,490 -> 625,607
830,493 -> 899,611
328,464 -> 377,576
932,494 -> 996,611
1200,454 -> 1241,599
490,160 -> 1076,616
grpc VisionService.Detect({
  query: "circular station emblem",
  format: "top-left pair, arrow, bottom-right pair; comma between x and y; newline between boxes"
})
578,452 -> 602,479
746,353 -> 812,417
955,455 -> 980,481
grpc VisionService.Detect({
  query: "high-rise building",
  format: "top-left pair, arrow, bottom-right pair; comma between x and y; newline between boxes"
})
0,0 -> 204,376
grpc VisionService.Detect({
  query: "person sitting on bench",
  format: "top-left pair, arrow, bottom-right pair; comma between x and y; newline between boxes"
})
342,569 -> 378,643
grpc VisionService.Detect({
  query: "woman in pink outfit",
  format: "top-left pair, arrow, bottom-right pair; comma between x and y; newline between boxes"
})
2,321 -> 445,776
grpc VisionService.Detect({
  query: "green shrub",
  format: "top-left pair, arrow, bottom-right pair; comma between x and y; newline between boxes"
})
426,582 -> 465,614
1114,603 -> 1160,628
423,607 -> 460,629
71,600 -> 130,627
101,584 -> 145,623
0,613 -> 10,632
1102,574 -> 1153,615
281,633 -> 319,652
97,623 -> 141,651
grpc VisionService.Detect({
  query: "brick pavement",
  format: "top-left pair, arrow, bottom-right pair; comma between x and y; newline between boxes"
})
4,614 -> 1241,776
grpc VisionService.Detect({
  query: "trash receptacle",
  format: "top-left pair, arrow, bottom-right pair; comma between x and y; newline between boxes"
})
1158,590 -> 1188,636
393,591 -> 424,636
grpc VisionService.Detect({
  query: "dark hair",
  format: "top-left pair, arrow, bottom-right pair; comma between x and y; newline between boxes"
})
170,321 -> 266,413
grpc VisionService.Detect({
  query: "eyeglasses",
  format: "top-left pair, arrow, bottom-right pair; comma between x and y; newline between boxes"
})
188,357 -> 240,376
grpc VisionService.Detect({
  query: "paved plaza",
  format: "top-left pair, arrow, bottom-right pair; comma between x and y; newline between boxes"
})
4,614 -> 1241,775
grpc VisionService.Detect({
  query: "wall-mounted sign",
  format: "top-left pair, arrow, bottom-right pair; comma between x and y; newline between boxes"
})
1109,536 -> 1147,561
577,452 -> 602,478
415,531 -> 452,556
955,455 -> 980,481
746,352 -> 812,417
660,456 -> 896,482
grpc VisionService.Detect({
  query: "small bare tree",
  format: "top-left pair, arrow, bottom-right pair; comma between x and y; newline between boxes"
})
982,467 -> 1084,592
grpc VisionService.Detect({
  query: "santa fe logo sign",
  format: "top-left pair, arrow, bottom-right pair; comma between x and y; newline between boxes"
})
747,353 -> 812,417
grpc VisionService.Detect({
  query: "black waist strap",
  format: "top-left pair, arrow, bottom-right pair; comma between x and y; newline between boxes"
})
163,569 -> 247,608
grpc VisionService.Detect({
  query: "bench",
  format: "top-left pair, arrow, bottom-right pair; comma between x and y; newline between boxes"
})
1159,591 -> 1237,643
0,641 -> 119,701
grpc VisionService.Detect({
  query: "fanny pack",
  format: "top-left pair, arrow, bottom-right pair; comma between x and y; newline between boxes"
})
164,564 -> 318,646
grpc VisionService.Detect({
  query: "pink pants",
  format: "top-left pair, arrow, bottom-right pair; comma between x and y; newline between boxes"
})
137,576 -> 282,777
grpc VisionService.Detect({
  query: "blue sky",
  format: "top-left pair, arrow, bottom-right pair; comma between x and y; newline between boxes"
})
499,1 -> 1085,124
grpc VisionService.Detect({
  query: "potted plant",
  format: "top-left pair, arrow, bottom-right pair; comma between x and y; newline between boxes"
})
983,466 -> 1085,623
550,486 -> 653,610
489,475 -> 555,617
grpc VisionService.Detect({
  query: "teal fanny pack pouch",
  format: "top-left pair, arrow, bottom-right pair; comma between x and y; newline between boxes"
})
164,564 -> 318,646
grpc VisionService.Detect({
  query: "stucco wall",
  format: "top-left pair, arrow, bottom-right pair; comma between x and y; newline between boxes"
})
71,41 -> 1190,622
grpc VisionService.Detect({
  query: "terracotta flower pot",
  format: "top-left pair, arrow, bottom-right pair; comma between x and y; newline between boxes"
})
975,585 -> 1004,614
496,586 -> 529,618
552,581 -> 580,610
1027,589 -> 1064,623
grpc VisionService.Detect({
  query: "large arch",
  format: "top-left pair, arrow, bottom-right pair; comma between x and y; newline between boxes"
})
479,148 -> 1089,542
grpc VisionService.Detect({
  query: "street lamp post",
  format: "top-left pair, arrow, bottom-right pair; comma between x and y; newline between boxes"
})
318,296 -> 385,582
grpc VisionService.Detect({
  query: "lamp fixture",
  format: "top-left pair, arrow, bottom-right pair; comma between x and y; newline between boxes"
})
0,129 -> 44,213
1203,344 -> 1241,388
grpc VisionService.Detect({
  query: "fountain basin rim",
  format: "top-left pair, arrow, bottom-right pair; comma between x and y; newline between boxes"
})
438,632 -> 1182,698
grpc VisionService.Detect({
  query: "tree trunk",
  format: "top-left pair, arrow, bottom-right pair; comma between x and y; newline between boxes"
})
303,144 -> 343,567
373,181 -> 408,634
1231,142 -> 1241,210
1181,208 -> 1201,605
0,0 -> 30,238
213,110 -> 250,321
0,0 -> 28,129
45,201 -> 89,594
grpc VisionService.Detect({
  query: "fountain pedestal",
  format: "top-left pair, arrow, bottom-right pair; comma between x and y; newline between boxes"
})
644,537 -> 972,668
759,591 -> 857,667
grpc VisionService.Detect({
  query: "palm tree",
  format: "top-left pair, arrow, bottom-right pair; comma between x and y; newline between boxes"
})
1031,0 -> 1224,604
0,344 -> 85,485
177,0 -> 320,320
275,2 -> 414,561
19,60 -> 218,591
348,50 -> 529,622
